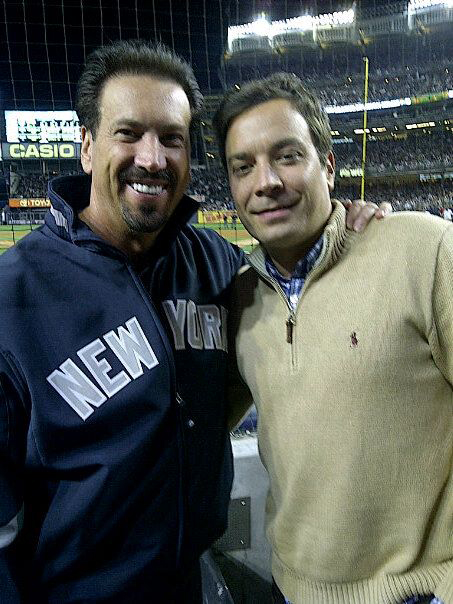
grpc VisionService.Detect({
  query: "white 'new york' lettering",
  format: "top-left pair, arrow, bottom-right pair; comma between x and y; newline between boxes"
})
103,317 -> 159,378
162,299 -> 228,352
162,300 -> 186,350
47,359 -> 107,420
47,316 -> 159,420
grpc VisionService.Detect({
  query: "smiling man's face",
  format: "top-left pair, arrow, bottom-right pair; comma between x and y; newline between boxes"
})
81,73 -> 191,244
226,98 -> 335,263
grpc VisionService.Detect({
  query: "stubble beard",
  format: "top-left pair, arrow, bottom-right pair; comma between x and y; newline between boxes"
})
117,166 -> 181,234
120,201 -> 169,234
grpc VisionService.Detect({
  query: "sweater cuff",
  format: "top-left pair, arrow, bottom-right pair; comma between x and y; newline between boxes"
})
436,564 -> 453,604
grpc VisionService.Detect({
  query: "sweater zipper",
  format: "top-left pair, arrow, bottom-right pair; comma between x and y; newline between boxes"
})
284,236 -> 329,349
250,233 -> 331,365
255,272 -> 298,364
286,314 -> 296,344
264,276 -> 294,342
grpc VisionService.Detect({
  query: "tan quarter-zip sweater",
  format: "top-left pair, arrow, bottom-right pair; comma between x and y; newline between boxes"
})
229,202 -> 453,604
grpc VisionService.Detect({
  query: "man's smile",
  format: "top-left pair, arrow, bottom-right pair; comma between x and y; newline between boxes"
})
129,182 -> 167,195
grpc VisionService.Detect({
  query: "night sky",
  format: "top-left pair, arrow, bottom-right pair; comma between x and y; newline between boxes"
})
1,0 -> 410,110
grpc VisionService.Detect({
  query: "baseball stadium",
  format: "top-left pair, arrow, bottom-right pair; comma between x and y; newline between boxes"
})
0,1 -> 452,602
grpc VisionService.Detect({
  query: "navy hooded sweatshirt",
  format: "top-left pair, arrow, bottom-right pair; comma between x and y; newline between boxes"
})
0,174 -> 245,602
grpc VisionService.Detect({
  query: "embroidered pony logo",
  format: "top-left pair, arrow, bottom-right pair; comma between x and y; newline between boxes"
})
350,331 -> 359,348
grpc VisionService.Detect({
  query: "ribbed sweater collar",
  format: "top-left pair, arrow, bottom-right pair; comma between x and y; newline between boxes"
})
247,200 -> 354,278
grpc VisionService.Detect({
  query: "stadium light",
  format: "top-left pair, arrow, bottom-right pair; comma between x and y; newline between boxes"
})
270,15 -> 313,37
408,0 -> 453,11
325,97 -> 412,115
227,13 -> 271,48
314,8 -> 355,27
250,13 -> 271,37
227,7 -> 355,51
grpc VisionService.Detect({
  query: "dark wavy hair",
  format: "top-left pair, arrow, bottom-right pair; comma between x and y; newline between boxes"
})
76,40 -> 203,137
213,72 -> 332,169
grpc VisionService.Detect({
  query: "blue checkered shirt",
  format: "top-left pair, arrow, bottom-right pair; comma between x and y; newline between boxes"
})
264,235 -> 324,309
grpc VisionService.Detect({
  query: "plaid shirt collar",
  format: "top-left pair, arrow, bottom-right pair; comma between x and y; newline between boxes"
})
264,235 -> 324,310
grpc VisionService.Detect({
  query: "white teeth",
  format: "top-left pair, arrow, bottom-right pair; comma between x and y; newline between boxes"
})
131,182 -> 164,195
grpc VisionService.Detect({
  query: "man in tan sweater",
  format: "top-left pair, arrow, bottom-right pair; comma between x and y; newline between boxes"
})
213,74 -> 453,604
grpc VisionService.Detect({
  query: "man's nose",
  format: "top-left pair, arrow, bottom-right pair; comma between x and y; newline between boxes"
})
254,162 -> 283,197
134,133 -> 167,173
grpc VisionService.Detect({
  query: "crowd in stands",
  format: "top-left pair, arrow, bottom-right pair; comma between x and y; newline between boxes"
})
11,172 -> 49,198
11,168 -> 236,210
309,61 -> 452,107
335,133 -> 453,173
227,38 -> 452,105
7,157 -> 452,217
336,182 -> 453,213
190,167 -> 453,214
187,167 -> 235,210
10,170 -> 81,199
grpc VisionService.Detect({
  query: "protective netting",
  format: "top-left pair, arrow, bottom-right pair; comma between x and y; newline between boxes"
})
0,0 -> 452,219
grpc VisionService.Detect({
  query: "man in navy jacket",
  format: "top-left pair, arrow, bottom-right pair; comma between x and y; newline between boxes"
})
0,40 -> 387,603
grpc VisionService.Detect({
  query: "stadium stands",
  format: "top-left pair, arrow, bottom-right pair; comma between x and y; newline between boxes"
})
295,60 -> 452,107
334,131 -> 453,173
6,162 -> 453,219
188,167 -> 453,215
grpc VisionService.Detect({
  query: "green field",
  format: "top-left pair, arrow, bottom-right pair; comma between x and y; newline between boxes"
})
0,224 -> 40,254
0,222 -> 258,254
194,222 -> 258,253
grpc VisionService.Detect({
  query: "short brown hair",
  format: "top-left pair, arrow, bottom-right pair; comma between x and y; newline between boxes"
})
76,40 -> 203,137
213,72 -> 332,169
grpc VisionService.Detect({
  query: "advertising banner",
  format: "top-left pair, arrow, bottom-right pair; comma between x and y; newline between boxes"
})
197,210 -> 240,224
2,142 -> 80,160
9,198 -> 51,208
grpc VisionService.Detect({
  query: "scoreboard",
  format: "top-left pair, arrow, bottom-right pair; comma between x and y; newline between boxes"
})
2,111 -> 81,161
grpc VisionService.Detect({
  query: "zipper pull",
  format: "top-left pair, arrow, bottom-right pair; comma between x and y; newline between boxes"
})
286,316 -> 295,344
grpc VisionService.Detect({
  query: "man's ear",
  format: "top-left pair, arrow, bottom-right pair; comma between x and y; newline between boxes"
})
325,151 -> 335,192
80,126 -> 93,175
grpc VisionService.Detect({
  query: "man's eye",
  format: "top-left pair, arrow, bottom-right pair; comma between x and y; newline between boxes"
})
233,164 -> 251,176
277,151 -> 302,163
116,129 -> 137,138
162,134 -> 185,147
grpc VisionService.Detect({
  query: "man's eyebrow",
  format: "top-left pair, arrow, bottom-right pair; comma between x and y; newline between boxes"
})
160,122 -> 188,133
227,137 -> 305,164
111,119 -> 143,129
227,152 -> 250,166
111,119 -> 187,131
272,137 -> 303,150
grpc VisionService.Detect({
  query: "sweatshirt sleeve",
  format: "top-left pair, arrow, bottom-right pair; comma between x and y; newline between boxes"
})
430,224 -> 453,388
0,353 -> 29,603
